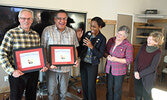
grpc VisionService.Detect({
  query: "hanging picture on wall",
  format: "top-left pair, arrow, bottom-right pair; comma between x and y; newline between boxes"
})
0,5 -> 87,43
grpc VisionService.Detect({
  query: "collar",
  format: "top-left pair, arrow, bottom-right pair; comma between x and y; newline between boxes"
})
17,25 -> 33,34
93,31 -> 103,39
146,45 -> 159,53
54,25 -> 67,33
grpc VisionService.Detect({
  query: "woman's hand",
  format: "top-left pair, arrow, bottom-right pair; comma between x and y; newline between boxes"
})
107,55 -> 126,64
107,55 -> 116,62
83,37 -> 93,49
134,72 -> 140,79
107,55 -> 112,61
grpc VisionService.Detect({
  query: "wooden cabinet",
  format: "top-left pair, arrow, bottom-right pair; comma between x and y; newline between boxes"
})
129,44 -> 141,98
133,26 -> 164,44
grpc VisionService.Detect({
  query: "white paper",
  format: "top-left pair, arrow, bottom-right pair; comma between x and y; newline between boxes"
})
20,51 -> 41,68
54,49 -> 71,62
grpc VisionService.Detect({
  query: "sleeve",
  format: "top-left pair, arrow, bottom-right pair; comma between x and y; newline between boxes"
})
104,38 -> 112,58
0,32 -> 15,75
34,31 -> 41,46
125,44 -> 133,65
41,27 -> 49,48
139,52 -> 161,78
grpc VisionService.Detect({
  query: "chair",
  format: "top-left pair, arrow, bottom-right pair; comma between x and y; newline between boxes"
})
37,72 -> 48,99
160,56 -> 167,84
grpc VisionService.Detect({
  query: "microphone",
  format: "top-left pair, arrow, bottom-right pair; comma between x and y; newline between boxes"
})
86,32 -> 92,39
83,32 -> 91,46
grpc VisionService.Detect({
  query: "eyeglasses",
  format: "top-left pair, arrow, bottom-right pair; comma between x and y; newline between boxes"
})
116,32 -> 126,37
19,17 -> 33,21
56,17 -> 67,21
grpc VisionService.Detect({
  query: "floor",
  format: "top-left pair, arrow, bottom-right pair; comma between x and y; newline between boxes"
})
33,75 -> 131,100
1,75 -> 167,100
65,75 -> 167,100
36,76 -> 139,100
66,77 -> 130,100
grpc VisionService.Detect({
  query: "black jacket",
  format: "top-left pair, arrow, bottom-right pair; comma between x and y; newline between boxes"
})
79,31 -> 106,65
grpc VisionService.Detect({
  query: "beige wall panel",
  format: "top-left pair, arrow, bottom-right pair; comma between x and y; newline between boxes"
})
117,14 -> 133,42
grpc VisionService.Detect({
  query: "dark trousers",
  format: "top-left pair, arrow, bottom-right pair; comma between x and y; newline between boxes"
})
9,71 -> 39,100
80,61 -> 98,100
106,73 -> 124,100
134,78 -> 152,100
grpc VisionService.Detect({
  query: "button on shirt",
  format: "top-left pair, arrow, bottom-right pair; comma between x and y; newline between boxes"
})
41,25 -> 79,73
0,26 -> 40,75
105,37 -> 133,76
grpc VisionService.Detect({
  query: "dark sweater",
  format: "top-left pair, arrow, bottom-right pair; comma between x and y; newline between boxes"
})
137,43 -> 160,72
134,43 -> 161,94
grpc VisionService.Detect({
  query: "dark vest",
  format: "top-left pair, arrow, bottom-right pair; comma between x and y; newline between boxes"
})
137,44 -> 160,72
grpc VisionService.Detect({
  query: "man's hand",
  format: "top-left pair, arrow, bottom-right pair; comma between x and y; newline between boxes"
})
73,60 -> 79,67
40,67 -> 48,72
50,65 -> 58,69
12,70 -> 24,78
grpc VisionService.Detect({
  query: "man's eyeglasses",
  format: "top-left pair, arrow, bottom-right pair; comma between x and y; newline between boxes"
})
56,17 -> 67,21
19,17 -> 33,21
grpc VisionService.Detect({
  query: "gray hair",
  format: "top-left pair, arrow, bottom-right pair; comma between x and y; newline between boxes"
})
118,25 -> 130,37
18,9 -> 34,19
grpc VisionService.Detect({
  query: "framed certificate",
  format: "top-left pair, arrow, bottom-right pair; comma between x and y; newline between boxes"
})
49,45 -> 76,66
13,46 -> 46,73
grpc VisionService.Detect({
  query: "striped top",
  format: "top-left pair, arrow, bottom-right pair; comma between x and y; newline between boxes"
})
0,26 -> 40,75
41,25 -> 79,73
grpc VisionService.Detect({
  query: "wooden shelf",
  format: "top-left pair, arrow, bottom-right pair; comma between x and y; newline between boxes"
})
136,14 -> 165,19
136,26 -> 163,29
133,23 -> 164,44
136,36 -> 148,38
132,44 -> 142,47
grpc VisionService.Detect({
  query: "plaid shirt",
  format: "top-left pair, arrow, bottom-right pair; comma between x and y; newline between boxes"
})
105,37 -> 133,75
0,26 -> 40,75
41,25 -> 79,73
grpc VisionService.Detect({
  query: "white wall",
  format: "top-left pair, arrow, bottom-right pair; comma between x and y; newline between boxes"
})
0,0 -> 154,21
145,0 -> 167,15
